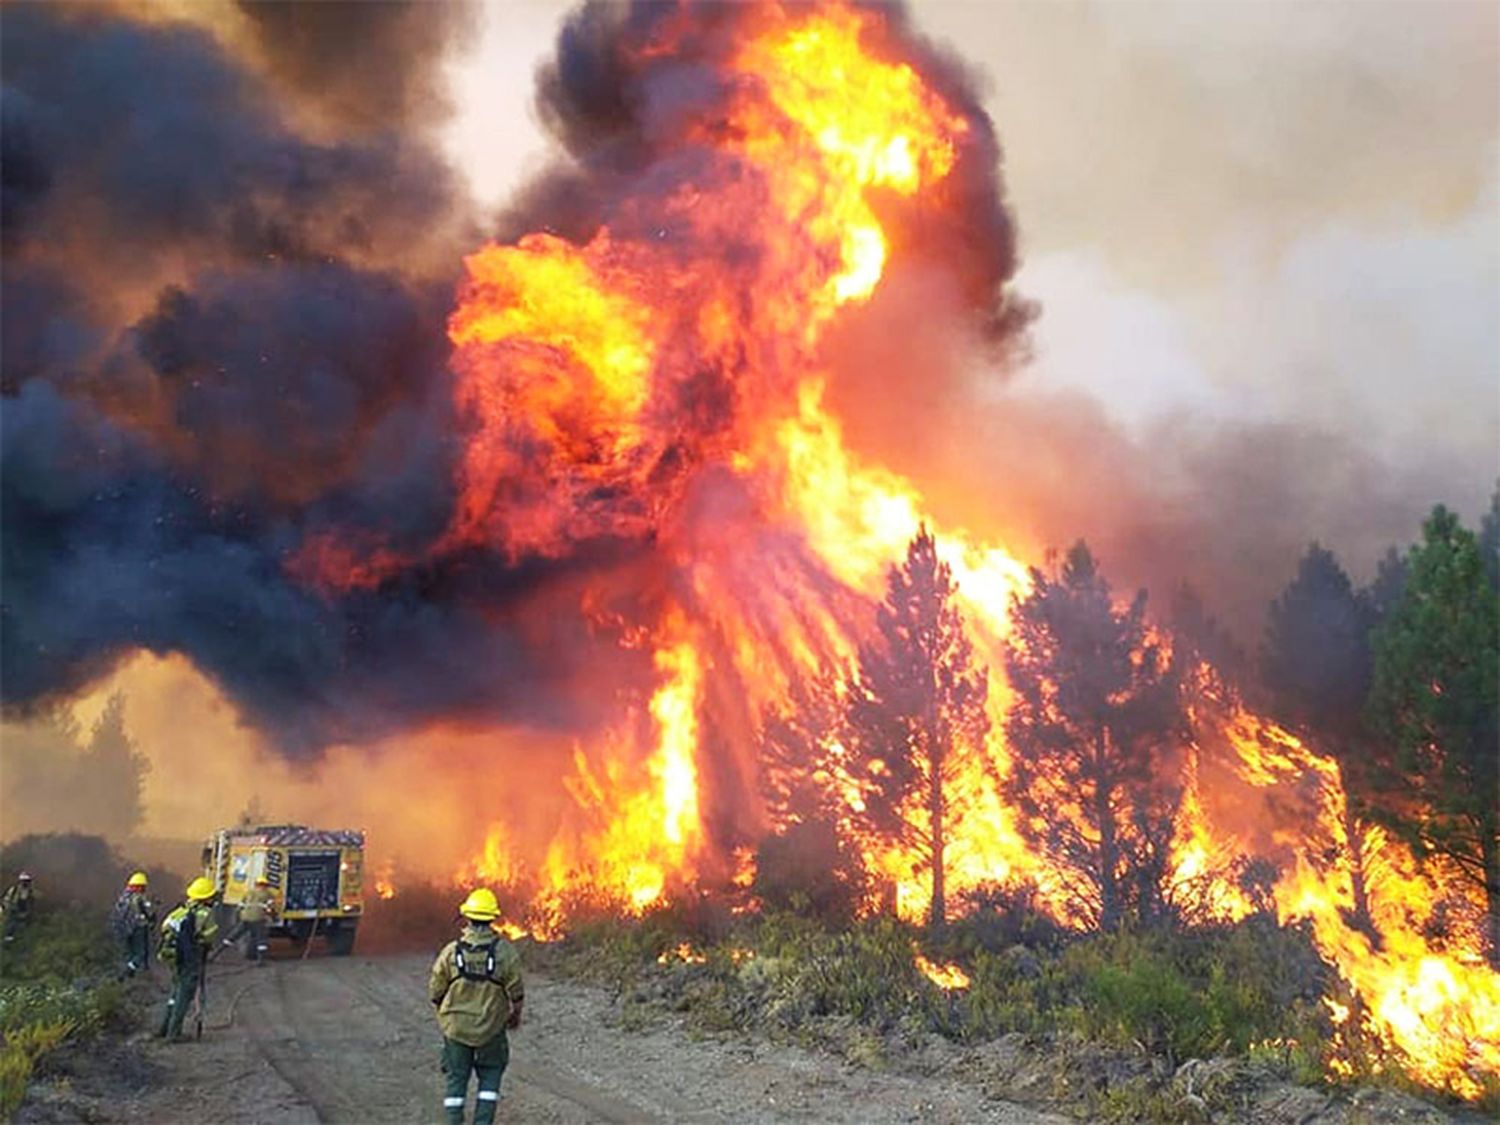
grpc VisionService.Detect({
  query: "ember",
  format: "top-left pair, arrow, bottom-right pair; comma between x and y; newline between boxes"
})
658,942 -> 708,966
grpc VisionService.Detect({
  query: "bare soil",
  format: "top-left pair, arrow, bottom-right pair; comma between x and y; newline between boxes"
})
19,952 -> 1066,1123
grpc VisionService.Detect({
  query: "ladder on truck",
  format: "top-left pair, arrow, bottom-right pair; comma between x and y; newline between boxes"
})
208,830 -> 231,893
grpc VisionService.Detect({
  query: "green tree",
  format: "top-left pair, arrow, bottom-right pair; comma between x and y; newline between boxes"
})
1365,545 -> 1410,623
0,694 -> 148,843
82,693 -> 149,840
1261,543 -> 1379,938
1367,506 -> 1500,967
845,528 -> 989,932
1004,542 -> 1185,931
1479,481 -> 1499,592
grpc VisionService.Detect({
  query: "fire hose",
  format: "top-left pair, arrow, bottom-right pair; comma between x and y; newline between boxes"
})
210,916 -> 320,1030
183,913 -> 326,1033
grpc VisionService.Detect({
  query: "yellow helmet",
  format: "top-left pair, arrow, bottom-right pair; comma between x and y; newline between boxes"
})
459,887 -> 500,921
126,871 -> 149,889
186,876 -> 216,901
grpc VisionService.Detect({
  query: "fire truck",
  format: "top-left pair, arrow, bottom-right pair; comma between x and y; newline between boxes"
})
201,824 -> 365,955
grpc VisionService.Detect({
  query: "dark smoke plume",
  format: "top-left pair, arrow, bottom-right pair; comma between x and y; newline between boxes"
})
0,3 -> 638,750
2,1 -> 1032,752
236,0 -> 479,133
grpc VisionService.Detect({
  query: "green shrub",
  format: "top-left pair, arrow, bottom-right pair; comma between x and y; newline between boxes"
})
0,980 -> 127,1122
1075,944 -> 1211,1060
1088,1076 -> 1207,1124
540,909 -> 1356,1104
0,1020 -> 71,1120
956,945 -> 1064,1040
949,881 -> 1066,955
0,907 -> 116,985
0,882 -> 137,1121
0,980 -> 126,1038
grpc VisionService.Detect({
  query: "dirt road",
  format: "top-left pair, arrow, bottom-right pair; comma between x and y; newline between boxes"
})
59,953 -> 1065,1123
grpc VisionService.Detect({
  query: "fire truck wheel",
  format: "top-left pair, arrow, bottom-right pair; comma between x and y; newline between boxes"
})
326,922 -> 357,957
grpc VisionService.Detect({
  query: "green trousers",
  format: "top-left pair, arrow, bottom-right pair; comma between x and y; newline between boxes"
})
441,1033 -> 509,1125
122,928 -> 149,976
157,963 -> 201,1040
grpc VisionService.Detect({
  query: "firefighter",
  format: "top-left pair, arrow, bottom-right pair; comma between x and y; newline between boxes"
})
110,871 -> 156,977
224,875 -> 276,964
428,888 -> 524,1125
157,877 -> 220,1041
1,872 -> 34,943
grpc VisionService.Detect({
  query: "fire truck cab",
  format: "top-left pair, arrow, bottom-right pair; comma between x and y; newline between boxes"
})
202,824 -> 365,955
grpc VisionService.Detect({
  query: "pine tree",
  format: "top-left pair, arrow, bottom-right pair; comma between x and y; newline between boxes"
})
85,693 -> 149,840
1365,546 -> 1410,622
845,528 -> 989,932
1004,542 -> 1184,931
1261,543 -> 1379,938
760,670 -> 847,826
1367,506 -> 1500,967
1479,481 -> 1499,592
0,706 -> 84,838
756,671 -> 867,922
1169,581 -> 1247,689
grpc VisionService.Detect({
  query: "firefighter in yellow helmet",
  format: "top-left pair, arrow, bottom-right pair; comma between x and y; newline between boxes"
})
428,888 -> 524,1125
223,874 -> 277,965
1,871 -> 34,943
110,871 -> 156,978
157,877 -> 219,1041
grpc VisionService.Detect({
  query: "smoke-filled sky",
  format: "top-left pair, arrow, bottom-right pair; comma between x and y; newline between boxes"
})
444,0 -> 1498,627
2,1 -> 1496,850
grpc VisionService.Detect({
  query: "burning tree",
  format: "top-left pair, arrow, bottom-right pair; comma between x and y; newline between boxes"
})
1261,543 -> 1380,939
846,529 -> 989,933
1366,506 -> 1500,967
756,671 -> 867,923
1004,542 -> 1185,931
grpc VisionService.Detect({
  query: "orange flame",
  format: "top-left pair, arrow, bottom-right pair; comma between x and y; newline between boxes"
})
657,942 -> 709,965
915,953 -> 971,991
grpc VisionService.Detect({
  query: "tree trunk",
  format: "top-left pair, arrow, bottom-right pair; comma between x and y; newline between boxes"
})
1484,820 -> 1500,971
929,757 -> 946,936
1094,733 -> 1120,931
1339,789 -> 1379,948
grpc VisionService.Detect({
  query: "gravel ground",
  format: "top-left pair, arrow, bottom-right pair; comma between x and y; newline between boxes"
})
20,952 -> 1066,1123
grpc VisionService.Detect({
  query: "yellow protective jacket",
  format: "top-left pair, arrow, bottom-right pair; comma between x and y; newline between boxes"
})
1,883 -> 33,916
237,886 -> 274,924
159,901 -> 219,965
428,924 -> 524,1047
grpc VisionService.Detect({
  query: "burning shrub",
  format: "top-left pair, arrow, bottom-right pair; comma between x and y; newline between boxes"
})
359,877 -> 459,954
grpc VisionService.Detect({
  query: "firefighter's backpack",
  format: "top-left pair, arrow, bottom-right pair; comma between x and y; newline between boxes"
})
159,905 -> 197,964
454,938 -> 498,983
